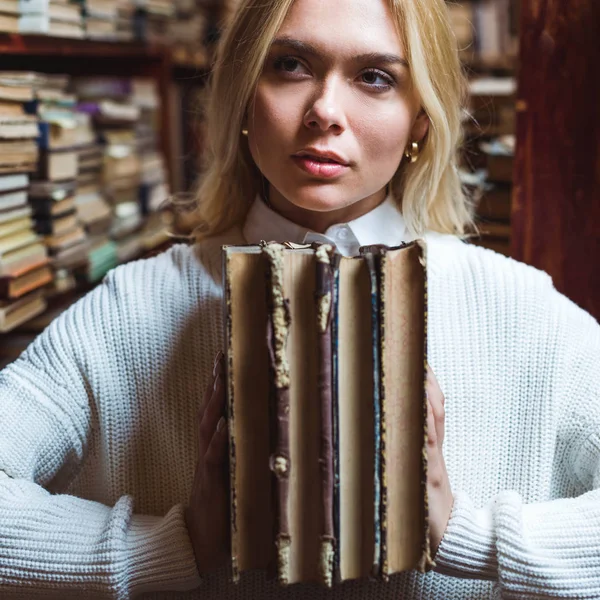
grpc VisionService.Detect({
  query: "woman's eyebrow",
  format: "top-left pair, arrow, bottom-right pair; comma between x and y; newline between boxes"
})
270,36 -> 409,69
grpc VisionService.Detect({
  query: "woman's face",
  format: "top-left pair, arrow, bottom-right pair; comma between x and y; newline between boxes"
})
247,0 -> 429,227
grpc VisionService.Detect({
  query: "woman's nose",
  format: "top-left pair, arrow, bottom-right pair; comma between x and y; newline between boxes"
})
303,80 -> 347,134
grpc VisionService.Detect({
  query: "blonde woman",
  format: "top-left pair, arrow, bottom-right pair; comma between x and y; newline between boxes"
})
0,0 -> 599,598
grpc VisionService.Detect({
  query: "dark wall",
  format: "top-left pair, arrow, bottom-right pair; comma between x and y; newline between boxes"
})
512,0 -> 600,320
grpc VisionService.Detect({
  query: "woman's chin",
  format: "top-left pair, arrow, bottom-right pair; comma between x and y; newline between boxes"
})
284,191 -> 351,214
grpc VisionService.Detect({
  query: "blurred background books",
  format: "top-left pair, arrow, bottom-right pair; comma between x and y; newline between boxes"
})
1,0 -> 597,359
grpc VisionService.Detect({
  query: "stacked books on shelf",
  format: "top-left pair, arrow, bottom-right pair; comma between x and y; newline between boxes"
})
74,140 -> 113,268
446,0 -> 518,256
115,0 -> 136,42
26,73 -> 91,293
72,75 -> 170,281
0,71 -> 171,333
0,0 -> 156,40
224,241 -> 430,586
446,0 -> 518,67
74,0 -> 135,42
0,0 -> 213,65
167,0 -> 208,67
0,0 -> 82,36
18,0 -> 84,38
131,78 -> 170,253
460,76 -> 516,256
77,0 -> 119,40
0,73 -> 49,332
74,76 -> 141,281
135,0 -> 175,45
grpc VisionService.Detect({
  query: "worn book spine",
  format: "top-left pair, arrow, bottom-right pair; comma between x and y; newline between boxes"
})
223,248 -> 240,582
330,252 -> 342,584
262,242 -> 292,585
415,240 -> 434,573
361,245 -> 384,579
378,250 -> 390,582
314,244 -> 335,587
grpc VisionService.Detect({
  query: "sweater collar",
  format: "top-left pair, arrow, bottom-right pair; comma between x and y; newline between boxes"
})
242,193 -> 411,257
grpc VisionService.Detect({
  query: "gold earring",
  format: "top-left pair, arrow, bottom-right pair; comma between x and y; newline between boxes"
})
241,128 -> 248,136
404,141 -> 420,163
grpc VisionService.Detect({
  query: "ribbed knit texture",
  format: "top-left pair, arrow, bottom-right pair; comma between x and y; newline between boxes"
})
0,226 -> 599,599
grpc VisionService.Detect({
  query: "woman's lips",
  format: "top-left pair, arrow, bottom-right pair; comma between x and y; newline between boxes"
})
292,156 -> 350,178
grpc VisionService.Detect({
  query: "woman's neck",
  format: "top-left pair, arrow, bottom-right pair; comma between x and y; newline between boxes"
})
266,186 -> 388,234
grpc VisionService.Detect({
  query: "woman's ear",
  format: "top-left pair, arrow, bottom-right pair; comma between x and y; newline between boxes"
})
411,108 -> 430,144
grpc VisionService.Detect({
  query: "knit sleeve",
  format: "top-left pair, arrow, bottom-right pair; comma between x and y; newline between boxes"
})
0,270 -> 200,599
434,293 -> 600,598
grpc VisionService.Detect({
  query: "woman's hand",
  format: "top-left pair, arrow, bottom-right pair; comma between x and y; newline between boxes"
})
426,364 -> 454,558
185,351 -> 230,575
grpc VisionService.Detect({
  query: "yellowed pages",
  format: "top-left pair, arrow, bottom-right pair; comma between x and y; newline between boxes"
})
382,244 -> 426,574
225,250 -> 274,575
286,251 -> 322,584
338,257 -> 375,581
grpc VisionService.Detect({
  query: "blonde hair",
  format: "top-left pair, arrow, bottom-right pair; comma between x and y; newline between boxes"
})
187,0 -> 474,241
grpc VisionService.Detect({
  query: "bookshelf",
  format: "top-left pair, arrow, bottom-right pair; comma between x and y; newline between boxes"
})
0,32 -> 212,351
0,34 -> 212,192
447,0 -> 520,256
0,1 -> 527,359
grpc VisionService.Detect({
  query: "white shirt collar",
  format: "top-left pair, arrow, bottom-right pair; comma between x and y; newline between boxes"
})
242,193 -> 411,257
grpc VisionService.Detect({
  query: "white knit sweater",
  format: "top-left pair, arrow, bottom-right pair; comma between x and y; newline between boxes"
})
1,225 -> 599,599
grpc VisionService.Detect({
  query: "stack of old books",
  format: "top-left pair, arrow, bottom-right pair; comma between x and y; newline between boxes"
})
0,72 -> 48,333
223,240 -> 431,587
72,102 -> 113,284
115,0 -> 135,42
0,0 -> 83,36
26,73 -> 91,289
167,0 -> 208,67
77,0 -> 119,40
18,0 -> 84,38
468,77 -> 517,256
73,76 -> 142,281
131,78 -> 170,255
135,0 -> 175,45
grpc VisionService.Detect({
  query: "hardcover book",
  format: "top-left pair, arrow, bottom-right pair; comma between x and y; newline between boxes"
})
222,240 -> 431,588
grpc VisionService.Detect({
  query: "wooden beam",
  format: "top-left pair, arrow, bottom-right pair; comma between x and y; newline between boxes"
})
512,0 -> 600,320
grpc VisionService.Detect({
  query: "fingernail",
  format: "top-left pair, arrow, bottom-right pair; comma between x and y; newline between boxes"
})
217,416 -> 226,433
213,373 -> 222,392
213,351 -> 224,378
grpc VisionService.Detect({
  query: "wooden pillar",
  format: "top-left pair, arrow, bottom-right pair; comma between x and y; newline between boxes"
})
512,0 -> 600,320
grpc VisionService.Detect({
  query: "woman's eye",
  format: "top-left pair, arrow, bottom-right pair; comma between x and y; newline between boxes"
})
271,57 -> 395,91
360,69 -> 395,90
273,56 -> 307,75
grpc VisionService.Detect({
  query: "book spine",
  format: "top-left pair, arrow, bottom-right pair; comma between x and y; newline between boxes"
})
362,247 -> 384,579
315,244 -> 335,588
223,248 -> 239,582
262,243 -> 292,586
415,240 -> 434,573
330,253 -> 342,584
378,252 -> 389,581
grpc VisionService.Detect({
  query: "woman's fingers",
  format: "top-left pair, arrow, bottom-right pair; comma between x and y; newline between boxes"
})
427,397 -> 438,449
199,352 -> 226,457
426,364 -> 446,448
204,416 -> 229,473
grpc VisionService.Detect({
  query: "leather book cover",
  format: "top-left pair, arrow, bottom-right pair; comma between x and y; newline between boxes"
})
223,245 -> 274,583
379,241 -> 432,576
330,252 -> 342,584
222,240 -> 430,587
314,244 -> 335,587
333,252 -> 375,583
262,242 -> 293,585
360,245 -> 385,579
266,243 -> 324,586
